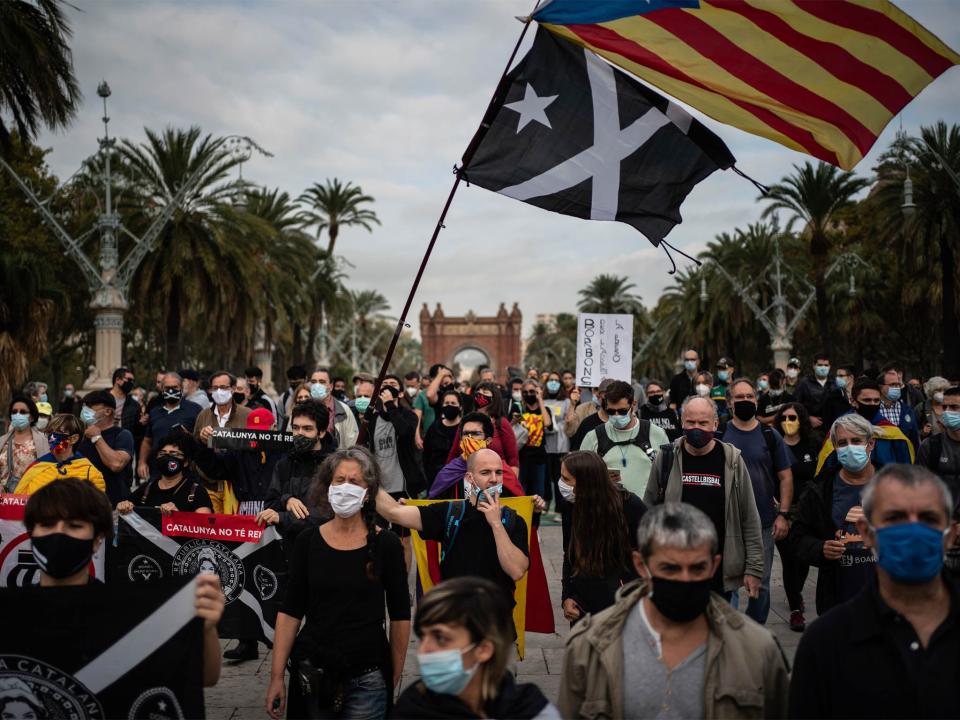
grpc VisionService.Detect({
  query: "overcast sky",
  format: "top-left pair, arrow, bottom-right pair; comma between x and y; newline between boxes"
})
36,0 -> 960,340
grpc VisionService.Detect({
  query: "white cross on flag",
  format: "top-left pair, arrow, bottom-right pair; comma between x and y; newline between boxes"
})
464,28 -> 735,246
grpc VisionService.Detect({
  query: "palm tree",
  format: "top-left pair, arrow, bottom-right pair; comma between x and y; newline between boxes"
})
761,161 -> 870,354
577,274 -> 644,315
119,126 -> 260,368
297,178 -> 380,255
351,289 -> 390,334
0,0 -> 80,151
0,249 -> 57,396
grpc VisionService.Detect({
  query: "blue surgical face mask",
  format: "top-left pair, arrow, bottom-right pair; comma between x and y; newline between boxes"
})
80,406 -> 98,426
546,380 -> 560,394
684,360 -> 697,372
39,393 -> 48,403
887,386 -> 902,402
836,444 -> 870,472
717,370 -> 729,382
417,644 -> 478,696
872,522 -> 946,583
354,396 -> 371,413
310,382 -> 328,401
815,365 -> 830,379
941,410 -> 960,431
757,379 -> 769,391
835,376 -> 848,389
610,413 -> 632,430
10,413 -> 30,431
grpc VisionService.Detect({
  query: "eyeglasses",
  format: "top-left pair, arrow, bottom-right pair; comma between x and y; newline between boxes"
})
606,407 -> 631,416
462,430 -> 485,438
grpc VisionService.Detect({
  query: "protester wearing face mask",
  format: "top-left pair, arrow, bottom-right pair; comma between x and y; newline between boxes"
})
581,381 -> 669,499
377,448 -> 531,609
75,390 -> 135,505
559,451 -> 646,625
119,432 -> 212,515
1,395 -> 49,493
394,576 -> 559,720
639,379 -> 680,440
918,385 -> 960,506
58,383 -> 78,415
244,365 -> 280,418
917,375 -> 950,439
137,372 -> 202,482
791,465 -> 960,719
878,366 -> 921,452
693,370 -> 714,401
108,366 -> 145,448
259,401 -> 337,555
540,372 -> 570,515
669,348 -> 701,411
644,397 -> 764,601
308,367 -> 359,449
423,389 -> 463,490
756,368 -> 795,426
819,363 -> 856,429
785,356 -> 802,392
265,448 -> 410,719
447,382 -> 521,485
560,502 -> 788,719
793,353 -> 833,429
789,413 -> 879,615
34,401 -> 53,432
15,414 -> 105,495
425,364 -> 458,423
282,383 -> 312,432
515,380 -> 552,505
815,378 -> 914,476
710,357 -> 735,422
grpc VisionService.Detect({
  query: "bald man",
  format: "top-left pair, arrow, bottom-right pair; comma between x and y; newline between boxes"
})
376,447 -> 530,602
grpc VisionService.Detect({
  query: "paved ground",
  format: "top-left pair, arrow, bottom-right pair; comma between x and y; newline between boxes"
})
207,521 -> 817,718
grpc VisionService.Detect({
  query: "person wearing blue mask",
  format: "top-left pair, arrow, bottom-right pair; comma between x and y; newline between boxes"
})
394,576 -> 559,719
76,390 -> 135,506
919,385 -> 960,505
794,353 -> 833,429
308,367 -> 358,449
789,413 -> 879,615
878,366 -> 921,452
710,357 -> 735,421
581,381 -> 669,499
790,464 -> 960,719
669,348 -> 701,411
1,395 -> 49,492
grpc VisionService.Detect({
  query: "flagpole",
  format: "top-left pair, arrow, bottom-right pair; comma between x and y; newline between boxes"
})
358,4 -> 541,438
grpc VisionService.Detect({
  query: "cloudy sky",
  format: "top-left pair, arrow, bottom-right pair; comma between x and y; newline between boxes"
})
36,0 -> 960,340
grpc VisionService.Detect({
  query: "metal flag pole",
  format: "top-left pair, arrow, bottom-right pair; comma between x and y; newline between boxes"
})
357,3 -> 541,438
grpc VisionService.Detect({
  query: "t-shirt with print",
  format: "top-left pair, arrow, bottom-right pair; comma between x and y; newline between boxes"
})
373,417 -> 405,493
680,442 -> 726,558
130,476 -> 213,512
831,476 -> 876,602
721,423 -> 792,527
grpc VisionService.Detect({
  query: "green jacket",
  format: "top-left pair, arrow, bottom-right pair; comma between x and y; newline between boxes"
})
558,579 -> 789,719
642,437 -> 764,591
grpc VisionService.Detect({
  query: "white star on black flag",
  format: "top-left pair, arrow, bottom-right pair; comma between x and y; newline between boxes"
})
464,28 -> 735,246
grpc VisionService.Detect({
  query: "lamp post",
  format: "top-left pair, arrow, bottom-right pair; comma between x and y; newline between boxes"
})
0,83 -> 271,390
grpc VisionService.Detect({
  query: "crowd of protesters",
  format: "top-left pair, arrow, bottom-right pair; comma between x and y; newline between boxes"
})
4,350 -> 960,719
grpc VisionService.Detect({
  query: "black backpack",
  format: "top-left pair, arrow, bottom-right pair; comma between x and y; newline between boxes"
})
441,500 -> 517,562
593,420 -> 656,461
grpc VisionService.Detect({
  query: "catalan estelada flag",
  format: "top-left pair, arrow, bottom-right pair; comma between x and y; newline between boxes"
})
533,0 -> 960,169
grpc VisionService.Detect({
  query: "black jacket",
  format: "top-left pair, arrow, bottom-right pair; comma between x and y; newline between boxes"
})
365,402 -> 426,497
794,375 -> 830,418
789,575 -> 960,719
194,444 -> 280,503
119,394 -> 145,446
265,433 -> 337,535
392,673 -> 551,719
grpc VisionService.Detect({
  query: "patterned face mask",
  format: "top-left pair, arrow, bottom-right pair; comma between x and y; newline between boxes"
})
460,436 -> 488,460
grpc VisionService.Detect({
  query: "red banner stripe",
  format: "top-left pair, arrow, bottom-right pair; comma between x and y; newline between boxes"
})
706,0 -> 911,114
161,511 -> 264,543
567,22 -> 839,164
0,495 -> 28,521
794,0 -> 954,79
644,8 -> 876,155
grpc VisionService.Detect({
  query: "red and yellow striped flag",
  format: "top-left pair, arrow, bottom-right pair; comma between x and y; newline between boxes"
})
533,0 -> 960,169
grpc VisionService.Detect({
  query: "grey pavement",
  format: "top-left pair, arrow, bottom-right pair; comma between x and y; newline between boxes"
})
206,521 -> 816,718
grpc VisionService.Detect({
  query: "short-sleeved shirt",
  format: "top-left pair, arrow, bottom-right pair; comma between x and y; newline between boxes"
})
418,501 -> 528,604
413,391 -> 435,433
373,417 -> 405,493
831,477 -> 875,602
721,423 -> 792,527
757,390 -> 795,420
77,426 -> 135,505
130,476 -> 213,512
145,400 -> 202,441
581,420 -> 671,498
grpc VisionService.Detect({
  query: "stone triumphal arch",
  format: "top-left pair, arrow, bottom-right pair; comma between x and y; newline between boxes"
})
419,303 -> 522,380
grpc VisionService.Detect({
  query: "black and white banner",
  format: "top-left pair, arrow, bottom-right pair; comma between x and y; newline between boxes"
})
108,509 -> 286,642
0,578 -> 204,718
209,427 -> 293,451
0,494 -> 105,586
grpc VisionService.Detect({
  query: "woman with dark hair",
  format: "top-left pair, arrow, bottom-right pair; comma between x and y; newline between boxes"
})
773,401 -> 817,631
423,389 -> 462,490
393,576 -> 559,719
558,451 -> 646,625
446,382 -> 520,478
266,447 -> 410,720
1,394 -> 49,492
541,371 -> 570,515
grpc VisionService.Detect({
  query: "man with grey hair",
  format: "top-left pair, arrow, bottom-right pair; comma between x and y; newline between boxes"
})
644,396 -> 764,602
137,371 -> 202,481
790,464 -> 960,719
789,412 -> 879,615
560,502 -> 788,719
669,349 -> 700,411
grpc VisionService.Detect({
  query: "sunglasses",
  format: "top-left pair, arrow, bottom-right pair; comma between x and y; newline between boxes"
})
783,414 -> 799,421
606,407 -> 630,416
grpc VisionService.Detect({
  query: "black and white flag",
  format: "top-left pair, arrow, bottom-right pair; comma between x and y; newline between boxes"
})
464,27 -> 735,245
0,578 -> 204,719
108,509 -> 287,643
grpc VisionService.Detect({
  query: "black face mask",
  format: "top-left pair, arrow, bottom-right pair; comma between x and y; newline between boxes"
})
441,405 -> 461,421
332,390 -> 347,401
120,379 -> 134,395
733,400 -> 757,422
856,403 -> 880,421
162,389 -> 182,404
684,428 -> 714,449
292,434 -> 317,454
647,394 -> 664,407
649,574 -> 712,623
233,391 -> 246,406
31,533 -> 95,579
157,454 -> 183,477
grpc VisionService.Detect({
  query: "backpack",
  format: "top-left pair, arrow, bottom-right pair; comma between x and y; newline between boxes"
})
715,423 -> 778,462
593,420 -> 656,463
441,500 -> 517,562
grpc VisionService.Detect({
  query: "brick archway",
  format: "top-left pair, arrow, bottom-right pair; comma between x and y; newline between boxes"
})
419,303 -> 522,381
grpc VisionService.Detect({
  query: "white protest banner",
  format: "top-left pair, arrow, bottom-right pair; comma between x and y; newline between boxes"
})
575,313 -> 633,387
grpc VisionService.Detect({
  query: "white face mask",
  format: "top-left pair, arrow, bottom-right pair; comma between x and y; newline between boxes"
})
405,386 -> 418,398
695,383 -> 711,397
211,388 -> 232,405
328,482 -> 367,518
36,417 -> 49,431
557,478 -> 576,503
786,368 -> 799,379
